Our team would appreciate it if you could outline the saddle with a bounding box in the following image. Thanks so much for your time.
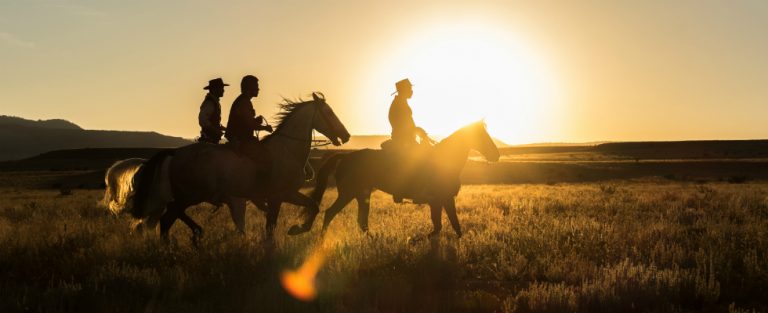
[225,138,271,170]
[381,139,431,162]
[380,139,434,203]
[221,138,272,195]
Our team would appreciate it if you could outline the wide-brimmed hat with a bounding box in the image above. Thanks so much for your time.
[392,78,413,95]
[203,78,229,90]
[396,78,413,90]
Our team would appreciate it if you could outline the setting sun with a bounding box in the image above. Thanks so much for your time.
[369,21,562,144]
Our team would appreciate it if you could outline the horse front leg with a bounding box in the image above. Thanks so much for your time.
[428,200,443,238]
[444,197,462,238]
[356,190,372,233]
[285,191,319,235]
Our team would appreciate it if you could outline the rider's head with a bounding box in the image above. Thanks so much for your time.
[395,78,413,99]
[241,75,260,98]
[204,78,228,98]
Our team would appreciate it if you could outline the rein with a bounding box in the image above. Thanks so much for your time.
[268,100,338,181]
[271,101,335,147]
[273,132,332,147]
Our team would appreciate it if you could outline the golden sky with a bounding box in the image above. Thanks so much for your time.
[1,1,767,144]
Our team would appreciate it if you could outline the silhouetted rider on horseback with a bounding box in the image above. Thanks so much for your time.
[198,78,228,144]
[387,78,432,149]
[383,78,433,203]
[225,75,274,144]
[224,75,274,186]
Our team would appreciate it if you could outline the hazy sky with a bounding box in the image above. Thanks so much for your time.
[1,0,767,144]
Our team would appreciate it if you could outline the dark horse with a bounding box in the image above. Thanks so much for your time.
[128,93,350,240]
[309,121,500,237]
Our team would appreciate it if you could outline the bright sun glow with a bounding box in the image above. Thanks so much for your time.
[370,21,562,144]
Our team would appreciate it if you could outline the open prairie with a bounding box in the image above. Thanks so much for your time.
[1,180,766,312]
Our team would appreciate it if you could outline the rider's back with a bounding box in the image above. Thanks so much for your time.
[225,94,257,143]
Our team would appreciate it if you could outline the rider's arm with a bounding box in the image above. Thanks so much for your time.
[248,115,273,132]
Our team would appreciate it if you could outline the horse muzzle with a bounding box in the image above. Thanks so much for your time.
[334,131,350,146]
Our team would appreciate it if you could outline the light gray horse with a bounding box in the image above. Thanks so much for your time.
[101,158,145,215]
[128,93,350,240]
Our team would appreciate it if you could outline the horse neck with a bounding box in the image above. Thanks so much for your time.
[433,131,472,173]
[266,104,315,161]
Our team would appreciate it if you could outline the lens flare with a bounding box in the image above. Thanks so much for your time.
[280,244,329,301]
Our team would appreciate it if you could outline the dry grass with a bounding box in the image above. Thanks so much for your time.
[1,181,767,312]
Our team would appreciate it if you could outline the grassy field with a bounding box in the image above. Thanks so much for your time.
[1,181,767,312]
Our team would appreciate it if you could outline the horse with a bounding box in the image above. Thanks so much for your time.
[128,93,350,240]
[309,121,500,237]
[100,158,145,215]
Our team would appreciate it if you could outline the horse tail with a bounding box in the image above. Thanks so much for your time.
[100,158,146,215]
[310,152,346,204]
[130,149,175,220]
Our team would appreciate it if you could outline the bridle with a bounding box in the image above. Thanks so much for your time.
[264,99,342,181]
[269,100,340,147]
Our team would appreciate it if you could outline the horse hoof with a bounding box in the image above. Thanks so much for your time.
[287,225,306,235]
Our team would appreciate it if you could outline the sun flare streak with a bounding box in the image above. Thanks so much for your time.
[280,238,335,301]
[281,251,326,301]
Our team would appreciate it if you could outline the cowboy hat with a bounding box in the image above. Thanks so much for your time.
[203,78,229,90]
[392,78,413,95]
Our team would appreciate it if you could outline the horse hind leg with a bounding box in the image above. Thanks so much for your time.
[178,211,204,244]
[265,199,282,241]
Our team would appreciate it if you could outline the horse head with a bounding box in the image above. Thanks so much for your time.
[467,120,500,162]
[311,92,350,146]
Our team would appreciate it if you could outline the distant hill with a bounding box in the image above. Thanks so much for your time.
[0,115,82,130]
[0,116,191,161]
[0,148,168,171]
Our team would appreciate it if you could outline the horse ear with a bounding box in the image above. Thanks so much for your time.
[312,92,320,102]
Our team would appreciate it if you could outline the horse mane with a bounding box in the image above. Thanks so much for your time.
[273,98,312,127]
[262,93,323,141]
